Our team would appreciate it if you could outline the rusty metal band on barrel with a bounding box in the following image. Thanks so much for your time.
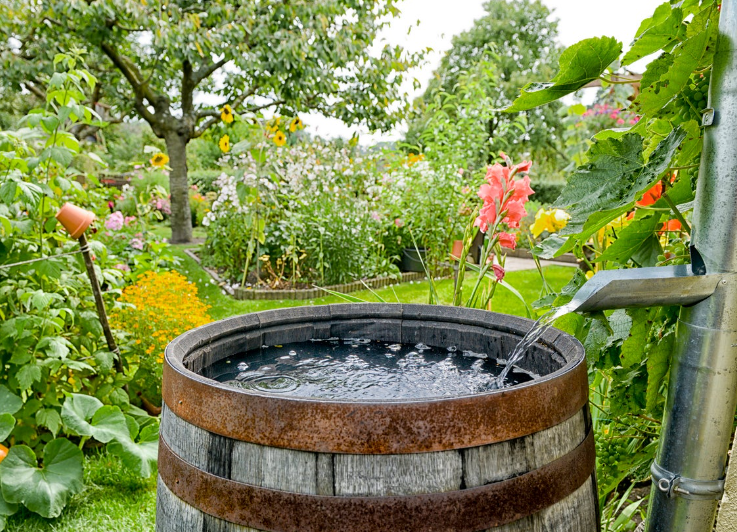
[158,429,595,532]
[162,357,588,454]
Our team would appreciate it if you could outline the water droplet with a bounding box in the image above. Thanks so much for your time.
[237,362,249,371]
[289,350,297,356]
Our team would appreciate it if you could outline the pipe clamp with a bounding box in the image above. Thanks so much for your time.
[651,461,725,500]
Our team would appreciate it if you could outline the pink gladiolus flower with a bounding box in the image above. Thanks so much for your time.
[105,211,124,231]
[474,202,498,233]
[511,175,534,203]
[130,238,144,250]
[492,264,505,282]
[512,161,532,174]
[502,199,528,229]
[498,232,517,250]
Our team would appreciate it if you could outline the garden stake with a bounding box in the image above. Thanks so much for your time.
[77,233,124,374]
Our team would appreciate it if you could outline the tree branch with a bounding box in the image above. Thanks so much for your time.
[99,40,162,126]
[193,87,261,137]
[22,81,46,100]
[193,57,229,85]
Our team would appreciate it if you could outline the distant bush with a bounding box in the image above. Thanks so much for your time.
[530,181,564,205]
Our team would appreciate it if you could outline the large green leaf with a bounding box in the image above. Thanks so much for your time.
[595,214,663,264]
[0,489,19,532]
[0,387,22,416]
[60,394,128,443]
[0,438,83,518]
[505,37,622,112]
[107,417,159,478]
[620,309,652,369]
[532,235,575,260]
[646,317,677,412]
[622,3,682,66]
[634,24,710,116]
[555,128,686,237]
[0,414,15,442]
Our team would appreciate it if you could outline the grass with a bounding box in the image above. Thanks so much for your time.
[6,235,576,532]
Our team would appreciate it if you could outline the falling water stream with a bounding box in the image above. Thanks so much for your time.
[496,303,574,385]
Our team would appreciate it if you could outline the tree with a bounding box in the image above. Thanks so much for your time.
[1,0,420,242]
[406,0,564,173]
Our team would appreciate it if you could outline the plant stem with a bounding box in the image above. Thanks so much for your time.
[661,192,692,235]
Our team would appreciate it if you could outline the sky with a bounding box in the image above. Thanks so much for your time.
[305,0,662,143]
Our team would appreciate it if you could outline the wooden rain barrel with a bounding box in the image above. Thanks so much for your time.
[157,303,598,532]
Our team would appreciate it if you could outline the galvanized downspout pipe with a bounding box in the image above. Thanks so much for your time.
[645,1,737,529]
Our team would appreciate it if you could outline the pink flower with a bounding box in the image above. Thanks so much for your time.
[130,238,144,250]
[461,186,471,195]
[124,216,136,225]
[492,264,505,282]
[458,168,465,176]
[502,199,527,228]
[105,211,124,231]
[370,211,381,222]
[616,118,625,125]
[394,218,404,228]
[114,263,131,272]
[512,161,532,175]
[511,175,534,203]
[474,202,498,233]
[498,232,517,250]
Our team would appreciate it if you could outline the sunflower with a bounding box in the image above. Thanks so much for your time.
[220,104,234,124]
[266,116,281,133]
[150,153,169,167]
[219,134,230,153]
[273,130,287,147]
[289,116,303,132]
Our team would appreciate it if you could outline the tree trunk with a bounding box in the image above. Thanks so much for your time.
[165,132,193,244]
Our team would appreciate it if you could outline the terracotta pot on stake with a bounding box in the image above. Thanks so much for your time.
[56,203,123,373]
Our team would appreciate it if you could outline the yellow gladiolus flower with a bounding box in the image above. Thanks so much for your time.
[273,130,287,147]
[531,208,570,237]
[150,153,169,167]
[219,134,230,152]
[221,104,234,124]
[289,116,303,132]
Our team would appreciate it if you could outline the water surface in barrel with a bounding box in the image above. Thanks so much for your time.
[207,339,536,400]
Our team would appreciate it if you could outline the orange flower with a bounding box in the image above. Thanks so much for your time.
[637,182,663,206]
[661,219,682,233]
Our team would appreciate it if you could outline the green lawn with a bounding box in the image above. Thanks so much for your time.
[6,240,576,532]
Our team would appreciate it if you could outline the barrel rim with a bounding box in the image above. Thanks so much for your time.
[162,303,588,453]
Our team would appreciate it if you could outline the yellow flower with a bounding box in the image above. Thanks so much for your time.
[586,270,594,280]
[266,116,281,133]
[150,153,169,167]
[531,208,570,237]
[406,153,424,166]
[219,134,230,152]
[273,130,287,147]
[221,104,234,124]
[289,116,303,132]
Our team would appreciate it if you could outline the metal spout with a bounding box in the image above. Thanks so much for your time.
[567,265,727,313]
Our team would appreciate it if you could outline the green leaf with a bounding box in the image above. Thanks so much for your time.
[16,365,42,390]
[646,321,676,412]
[506,37,622,112]
[631,234,663,267]
[61,395,128,443]
[0,387,22,416]
[0,438,83,518]
[556,128,686,236]
[532,235,575,259]
[595,214,663,263]
[36,409,62,438]
[622,4,682,66]
[620,308,652,369]
[0,414,15,442]
[634,24,710,116]
[640,53,674,91]
[107,419,159,478]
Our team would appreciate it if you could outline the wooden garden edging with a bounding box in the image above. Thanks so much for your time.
[183,248,452,300]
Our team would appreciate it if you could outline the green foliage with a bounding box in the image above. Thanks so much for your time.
[0,439,83,519]
[506,37,622,112]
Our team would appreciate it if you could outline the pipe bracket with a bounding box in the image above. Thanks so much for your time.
[651,461,725,501]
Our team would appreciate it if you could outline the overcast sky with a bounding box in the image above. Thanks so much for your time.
[305,0,661,143]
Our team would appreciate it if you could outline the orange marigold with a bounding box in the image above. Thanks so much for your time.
[111,271,211,366]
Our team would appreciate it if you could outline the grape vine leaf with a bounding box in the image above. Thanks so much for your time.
[620,308,653,369]
[646,325,675,412]
[634,24,710,116]
[555,128,686,237]
[595,213,663,264]
[622,4,683,66]
[0,438,83,518]
[505,37,622,112]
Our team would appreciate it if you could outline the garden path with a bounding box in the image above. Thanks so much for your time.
[502,257,577,272]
